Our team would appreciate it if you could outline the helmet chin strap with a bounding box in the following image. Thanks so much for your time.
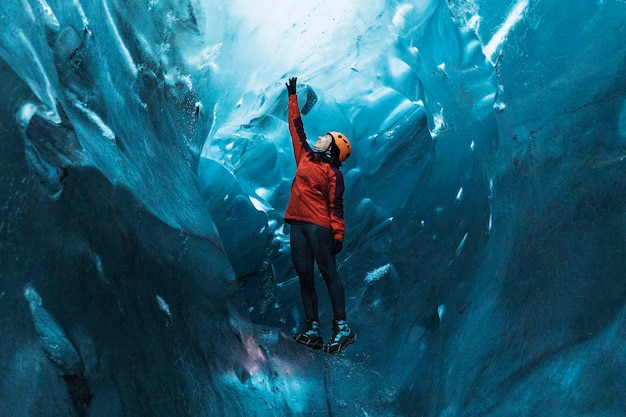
[313,148,332,158]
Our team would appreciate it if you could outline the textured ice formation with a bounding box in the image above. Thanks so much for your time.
[1,0,626,416]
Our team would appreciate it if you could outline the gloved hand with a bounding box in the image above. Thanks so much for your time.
[331,239,343,255]
[286,77,297,95]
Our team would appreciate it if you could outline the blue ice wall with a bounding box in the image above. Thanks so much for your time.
[1,0,626,416]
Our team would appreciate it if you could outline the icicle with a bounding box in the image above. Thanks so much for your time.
[451,233,469,263]
[438,304,446,320]
[455,187,464,205]
[23,284,84,375]
[156,294,173,326]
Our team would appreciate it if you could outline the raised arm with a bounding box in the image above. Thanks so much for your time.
[286,77,312,165]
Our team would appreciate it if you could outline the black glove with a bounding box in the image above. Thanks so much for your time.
[331,239,343,255]
[286,77,297,95]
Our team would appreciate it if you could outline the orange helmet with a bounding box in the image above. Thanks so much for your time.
[328,131,352,162]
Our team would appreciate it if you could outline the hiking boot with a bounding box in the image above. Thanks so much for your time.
[324,319,356,354]
[293,319,323,350]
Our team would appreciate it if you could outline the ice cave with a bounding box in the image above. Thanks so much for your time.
[1,0,626,416]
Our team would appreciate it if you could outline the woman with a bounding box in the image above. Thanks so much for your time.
[284,77,355,354]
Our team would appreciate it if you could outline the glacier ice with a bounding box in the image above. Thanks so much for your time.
[2,0,626,416]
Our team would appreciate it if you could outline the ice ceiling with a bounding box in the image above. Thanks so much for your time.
[1,0,626,416]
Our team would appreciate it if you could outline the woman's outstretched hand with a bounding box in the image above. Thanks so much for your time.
[286,77,297,95]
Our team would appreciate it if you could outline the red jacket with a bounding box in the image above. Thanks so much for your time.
[284,94,345,241]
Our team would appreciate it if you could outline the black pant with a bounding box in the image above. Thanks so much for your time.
[290,222,346,322]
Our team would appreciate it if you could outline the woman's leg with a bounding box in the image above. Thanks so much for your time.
[305,224,347,321]
[290,223,319,321]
